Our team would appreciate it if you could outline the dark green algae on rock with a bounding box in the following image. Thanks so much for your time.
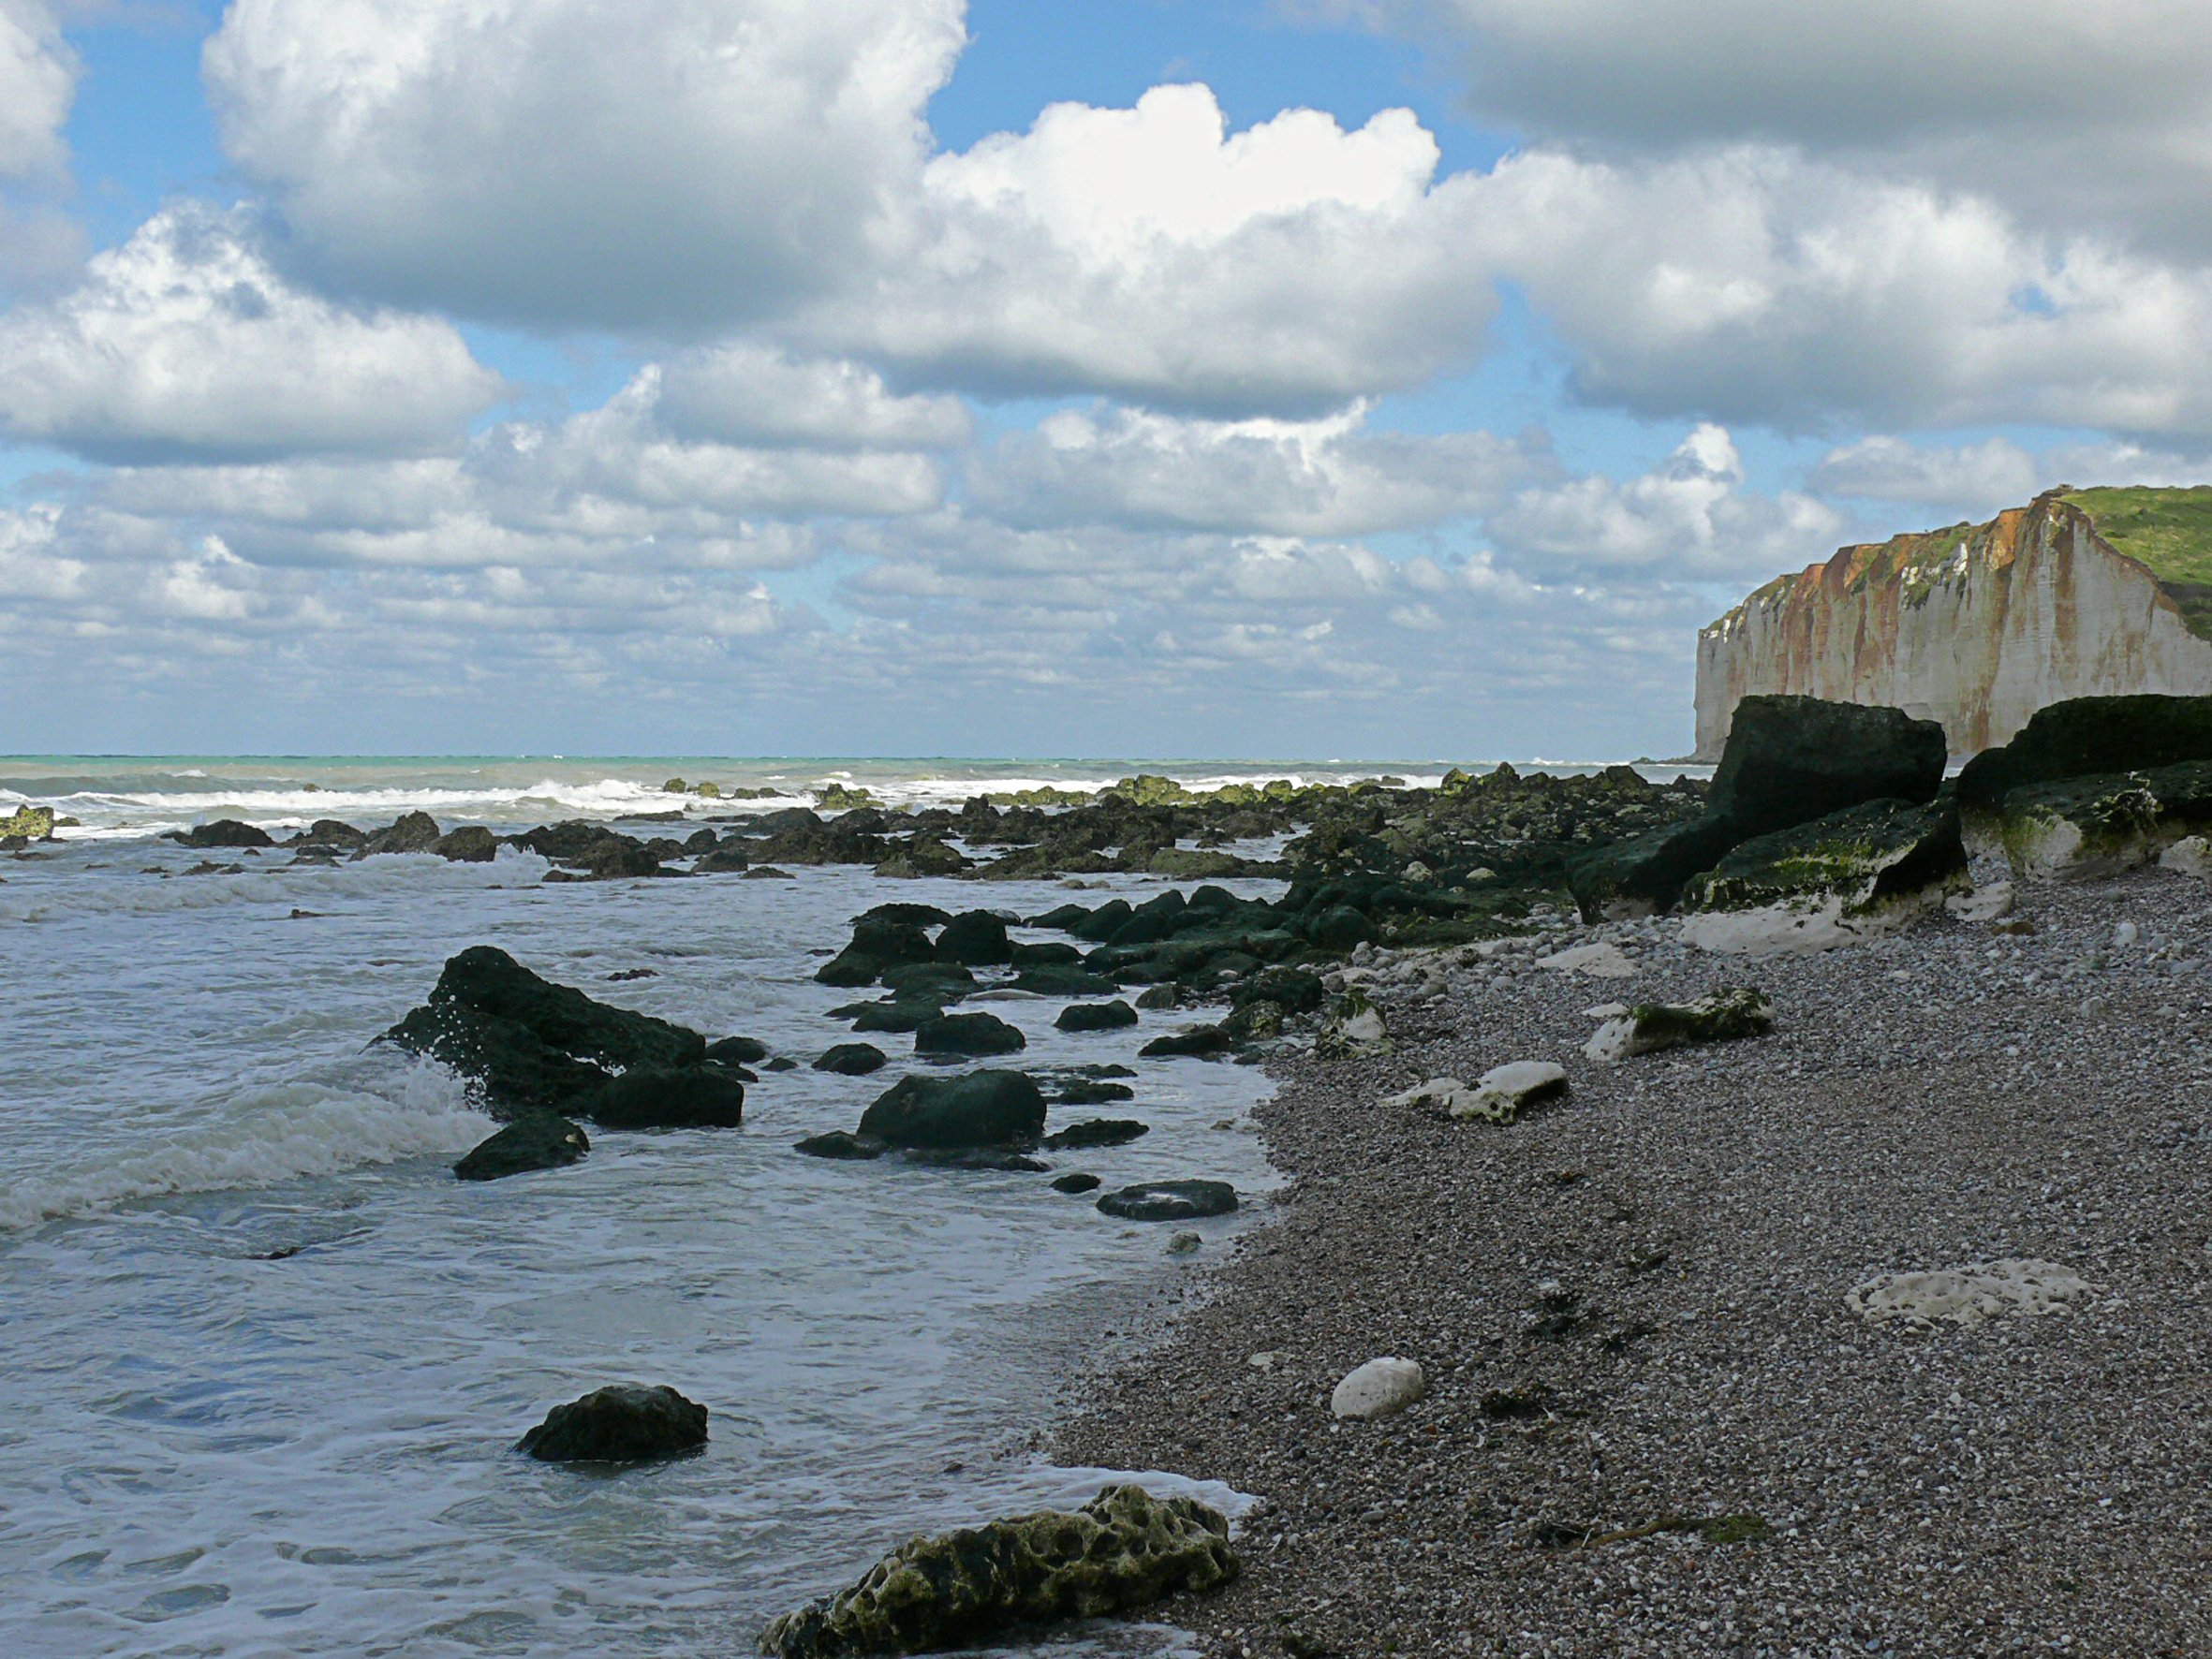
[759,1484,1238,1658]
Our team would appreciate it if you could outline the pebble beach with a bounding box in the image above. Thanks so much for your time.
[1057,862,2212,1658]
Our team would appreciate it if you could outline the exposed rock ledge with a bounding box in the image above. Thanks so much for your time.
[1696,485,2212,758]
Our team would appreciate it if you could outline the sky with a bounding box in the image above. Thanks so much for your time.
[5,1,2212,760]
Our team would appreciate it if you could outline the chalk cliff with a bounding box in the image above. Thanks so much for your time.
[1695,487,2212,758]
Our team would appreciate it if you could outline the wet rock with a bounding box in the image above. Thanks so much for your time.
[1042,1118,1149,1151]
[382,946,706,1119]
[1048,1077,1136,1106]
[1133,983,1182,1011]
[705,1035,770,1065]
[584,1064,745,1129]
[1014,964,1122,997]
[857,1069,1047,1150]
[293,818,368,849]
[1051,1172,1102,1195]
[936,909,1014,965]
[1055,999,1138,1034]
[758,1484,1238,1658]
[1314,991,1387,1058]
[2,804,56,841]
[433,825,498,862]
[836,999,943,1035]
[1138,1025,1232,1060]
[1096,1180,1238,1221]
[453,1113,590,1181]
[882,962,976,1002]
[914,1011,1027,1057]
[517,1383,708,1463]
[873,836,969,878]
[901,1147,1052,1172]
[1330,1358,1426,1420]
[1310,905,1377,951]
[696,843,752,874]
[361,810,442,856]
[814,1042,888,1076]
[1584,988,1774,1063]
[795,1131,890,1161]
[166,817,273,849]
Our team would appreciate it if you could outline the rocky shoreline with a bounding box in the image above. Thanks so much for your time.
[1052,861,2212,1658]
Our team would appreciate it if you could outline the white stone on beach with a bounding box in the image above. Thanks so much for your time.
[1330,1358,1425,1420]
[1536,942,1636,978]
[2114,919,2140,948]
[1382,1077,1466,1111]
[2160,835,2212,878]
[1452,1061,1569,1123]
[1845,1258,2092,1328]
[1582,1002,1630,1020]
[1945,881,2016,922]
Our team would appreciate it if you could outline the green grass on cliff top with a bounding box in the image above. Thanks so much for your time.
[2062,485,2212,586]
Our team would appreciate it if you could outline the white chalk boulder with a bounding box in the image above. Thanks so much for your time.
[1452,1060,1569,1123]
[1381,1077,1467,1111]
[1330,1358,1426,1420]
[1845,1258,2091,1328]
[2160,835,2212,878]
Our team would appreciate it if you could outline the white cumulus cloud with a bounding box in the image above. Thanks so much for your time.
[203,0,968,330]
[0,0,73,182]
[0,204,503,462]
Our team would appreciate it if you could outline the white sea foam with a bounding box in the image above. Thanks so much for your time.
[0,1073,493,1230]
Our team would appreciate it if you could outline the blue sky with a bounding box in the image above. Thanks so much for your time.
[4,0,2210,758]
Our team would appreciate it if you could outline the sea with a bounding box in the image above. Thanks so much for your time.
[0,754,1507,1659]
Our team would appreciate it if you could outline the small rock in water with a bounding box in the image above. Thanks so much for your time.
[813,1042,887,1076]
[454,1114,590,1182]
[794,1131,890,1161]
[517,1383,708,1462]
[1054,999,1139,1034]
[1330,1357,1426,1420]
[914,1011,1027,1057]
[1167,1231,1202,1255]
[1051,1172,1101,1195]
[1139,1025,1232,1060]
[1041,1118,1149,1151]
[1096,1180,1238,1221]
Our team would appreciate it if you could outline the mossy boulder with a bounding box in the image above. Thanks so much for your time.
[433,825,498,862]
[2,804,57,841]
[1993,758,2212,879]
[1055,1000,1139,1034]
[856,1069,1046,1149]
[1955,694,2212,815]
[759,1484,1238,1657]
[1585,988,1774,1063]
[1681,799,1967,917]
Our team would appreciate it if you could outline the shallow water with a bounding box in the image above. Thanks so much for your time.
[0,766,1304,1658]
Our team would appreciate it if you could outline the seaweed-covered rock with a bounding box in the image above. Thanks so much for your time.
[1042,1118,1149,1150]
[382,946,705,1118]
[1097,1180,1239,1221]
[166,817,273,849]
[1314,990,1388,1058]
[814,1042,888,1076]
[2,804,57,841]
[433,825,498,862]
[1991,759,2212,879]
[584,1064,745,1129]
[453,1113,589,1181]
[1672,800,1972,924]
[914,1011,1027,1057]
[758,1484,1238,1657]
[517,1383,707,1463]
[696,842,752,873]
[1584,989,1773,1063]
[1054,999,1138,1034]
[856,1070,1046,1149]
[873,836,970,878]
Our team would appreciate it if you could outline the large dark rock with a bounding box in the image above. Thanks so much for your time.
[695,843,752,873]
[453,1113,590,1181]
[1055,1000,1138,1034]
[383,946,705,1119]
[759,1484,1238,1658]
[882,962,976,1001]
[166,818,273,849]
[1991,758,2212,878]
[584,1064,744,1129]
[517,1384,708,1463]
[294,818,369,849]
[851,917,939,964]
[1571,696,1945,920]
[1682,799,1968,917]
[362,811,442,856]
[857,1070,1046,1150]
[433,826,498,863]
[936,909,1014,964]
[1096,1180,1239,1220]
[1955,695,2212,811]
[915,1011,1027,1057]
[814,1042,888,1075]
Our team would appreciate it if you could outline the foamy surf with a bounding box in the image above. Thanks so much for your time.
[0,1073,493,1230]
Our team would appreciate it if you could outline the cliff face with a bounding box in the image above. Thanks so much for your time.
[1695,488,2212,759]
